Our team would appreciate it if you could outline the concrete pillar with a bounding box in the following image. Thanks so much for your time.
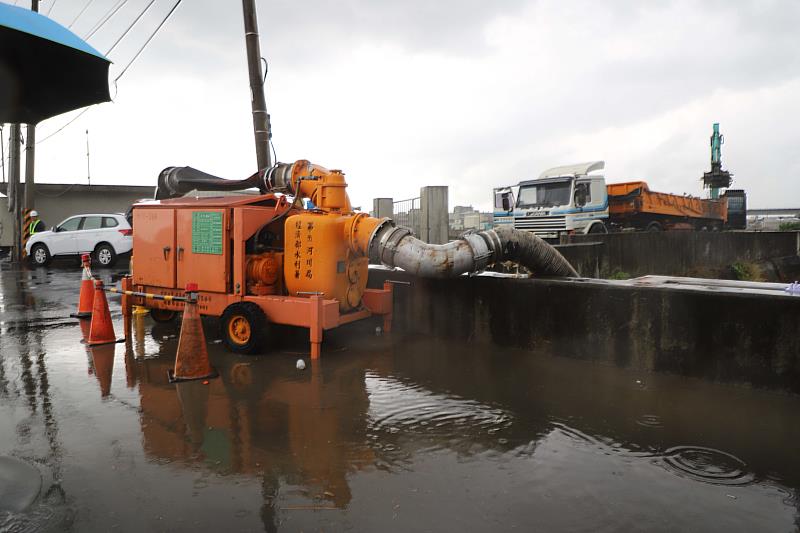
[372,198,393,219]
[420,186,449,244]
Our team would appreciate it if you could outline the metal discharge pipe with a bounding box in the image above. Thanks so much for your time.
[368,223,578,278]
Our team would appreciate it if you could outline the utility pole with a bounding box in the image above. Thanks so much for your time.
[1,125,5,184]
[86,129,91,185]
[9,124,21,261]
[24,0,39,211]
[242,0,272,171]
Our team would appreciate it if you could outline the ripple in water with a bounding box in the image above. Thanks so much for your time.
[658,446,754,486]
[635,414,663,428]
[365,373,513,445]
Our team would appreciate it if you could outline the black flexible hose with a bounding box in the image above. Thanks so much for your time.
[494,226,578,277]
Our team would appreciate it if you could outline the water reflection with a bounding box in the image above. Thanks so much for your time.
[2,263,799,532]
[128,325,381,530]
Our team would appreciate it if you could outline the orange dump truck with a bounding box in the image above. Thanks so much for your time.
[607,181,727,232]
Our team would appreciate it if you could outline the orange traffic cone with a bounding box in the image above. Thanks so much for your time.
[71,254,95,319]
[86,279,122,346]
[168,283,217,382]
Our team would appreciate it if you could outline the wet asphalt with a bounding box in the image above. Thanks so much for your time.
[1,260,799,532]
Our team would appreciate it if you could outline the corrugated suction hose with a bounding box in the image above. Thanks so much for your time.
[369,223,577,278]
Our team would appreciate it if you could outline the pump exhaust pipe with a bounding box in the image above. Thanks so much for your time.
[154,163,301,200]
[369,223,577,278]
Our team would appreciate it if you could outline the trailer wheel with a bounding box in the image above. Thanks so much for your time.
[150,308,177,323]
[646,221,663,232]
[221,302,267,355]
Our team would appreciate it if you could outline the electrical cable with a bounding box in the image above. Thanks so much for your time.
[67,0,94,29]
[84,0,128,39]
[36,107,91,145]
[112,0,183,83]
[104,0,157,56]
[37,0,184,145]
[45,0,57,16]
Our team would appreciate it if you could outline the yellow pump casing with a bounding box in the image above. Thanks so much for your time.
[284,212,369,312]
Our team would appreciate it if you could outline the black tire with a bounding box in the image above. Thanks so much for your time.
[221,302,268,355]
[588,222,608,234]
[150,308,178,323]
[94,242,116,268]
[30,243,51,267]
[646,221,663,232]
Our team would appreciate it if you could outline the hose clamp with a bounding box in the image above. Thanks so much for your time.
[374,225,412,266]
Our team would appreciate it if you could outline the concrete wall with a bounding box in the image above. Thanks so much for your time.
[368,268,800,392]
[558,231,800,278]
[0,184,153,247]
[420,186,448,244]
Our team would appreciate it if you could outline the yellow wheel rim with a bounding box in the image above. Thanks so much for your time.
[228,315,251,345]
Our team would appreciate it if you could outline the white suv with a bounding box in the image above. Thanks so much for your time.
[26,213,133,268]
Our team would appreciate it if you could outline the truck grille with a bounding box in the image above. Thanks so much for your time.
[513,216,567,233]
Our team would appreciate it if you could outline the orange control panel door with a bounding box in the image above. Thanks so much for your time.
[176,208,229,293]
[132,208,176,288]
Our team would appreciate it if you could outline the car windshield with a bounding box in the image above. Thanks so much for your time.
[517,181,572,208]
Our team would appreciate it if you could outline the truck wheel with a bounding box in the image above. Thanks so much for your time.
[30,243,51,267]
[94,243,117,268]
[646,222,663,232]
[221,302,268,355]
[588,222,608,234]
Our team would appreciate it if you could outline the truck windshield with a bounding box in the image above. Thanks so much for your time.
[517,181,571,208]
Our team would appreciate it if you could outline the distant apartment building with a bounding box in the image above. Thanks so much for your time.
[449,205,494,233]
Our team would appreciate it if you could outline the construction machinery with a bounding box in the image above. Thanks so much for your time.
[701,123,747,229]
[130,161,576,357]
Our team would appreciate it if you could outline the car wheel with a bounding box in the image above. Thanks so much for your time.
[94,243,116,268]
[221,302,268,355]
[30,243,51,267]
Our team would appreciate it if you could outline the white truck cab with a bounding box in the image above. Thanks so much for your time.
[494,161,609,240]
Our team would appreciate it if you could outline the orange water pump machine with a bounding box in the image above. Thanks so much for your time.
[130,160,394,358]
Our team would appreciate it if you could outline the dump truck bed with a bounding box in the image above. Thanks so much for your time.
[607,181,726,221]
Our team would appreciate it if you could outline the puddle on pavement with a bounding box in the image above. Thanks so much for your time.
[1,264,799,532]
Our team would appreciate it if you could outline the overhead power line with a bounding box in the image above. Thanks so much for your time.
[36,107,91,144]
[45,0,57,16]
[113,0,183,82]
[67,0,94,29]
[84,0,129,39]
[105,0,157,55]
[37,0,185,145]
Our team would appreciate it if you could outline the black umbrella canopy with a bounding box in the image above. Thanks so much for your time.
[0,3,111,125]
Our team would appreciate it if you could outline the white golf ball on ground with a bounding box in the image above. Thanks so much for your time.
[296,359,306,370]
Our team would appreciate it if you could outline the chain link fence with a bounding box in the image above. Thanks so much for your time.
[393,197,421,236]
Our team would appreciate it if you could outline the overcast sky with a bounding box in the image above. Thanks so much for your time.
[5,0,799,210]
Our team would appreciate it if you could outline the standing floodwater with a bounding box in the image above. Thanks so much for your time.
[0,264,798,532]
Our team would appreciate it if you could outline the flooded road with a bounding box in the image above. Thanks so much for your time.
[1,264,799,532]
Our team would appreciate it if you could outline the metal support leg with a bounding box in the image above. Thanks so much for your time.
[310,294,323,360]
[382,281,394,333]
[121,276,133,340]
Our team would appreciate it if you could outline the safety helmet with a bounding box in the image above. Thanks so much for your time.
[30,210,38,217]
